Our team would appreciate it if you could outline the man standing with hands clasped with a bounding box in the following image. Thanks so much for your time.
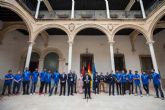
[83,72,92,99]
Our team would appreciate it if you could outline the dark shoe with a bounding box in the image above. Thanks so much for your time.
[154,96,159,98]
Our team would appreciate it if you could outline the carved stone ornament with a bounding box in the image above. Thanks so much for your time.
[68,23,75,32]
[107,24,113,31]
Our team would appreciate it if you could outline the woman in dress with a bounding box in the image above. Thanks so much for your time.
[78,74,83,94]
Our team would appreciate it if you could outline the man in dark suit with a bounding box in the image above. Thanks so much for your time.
[83,72,92,99]
[73,71,77,93]
[108,72,116,96]
[93,72,100,94]
[60,72,67,96]
[67,70,74,96]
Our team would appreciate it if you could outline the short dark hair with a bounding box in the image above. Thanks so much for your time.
[8,70,12,73]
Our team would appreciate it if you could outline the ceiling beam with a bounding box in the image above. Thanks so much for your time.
[125,0,135,11]
[43,0,54,16]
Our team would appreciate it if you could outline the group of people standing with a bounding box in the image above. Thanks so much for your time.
[91,69,164,100]
[1,68,77,96]
[1,68,164,100]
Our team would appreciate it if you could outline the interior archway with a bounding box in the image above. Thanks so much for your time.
[44,52,59,72]
[73,28,110,74]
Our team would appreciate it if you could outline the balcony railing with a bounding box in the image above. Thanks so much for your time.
[17,0,163,20]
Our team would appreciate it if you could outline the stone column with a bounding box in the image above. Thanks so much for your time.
[147,41,159,73]
[68,41,73,72]
[35,0,42,19]
[71,0,75,19]
[138,0,146,19]
[25,41,34,68]
[38,58,44,71]
[109,41,115,73]
[104,0,110,19]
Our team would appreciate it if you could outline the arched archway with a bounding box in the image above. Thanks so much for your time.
[0,2,33,36]
[113,27,152,72]
[33,24,70,42]
[73,27,110,73]
[152,14,165,88]
[73,24,110,41]
[149,3,165,40]
[112,24,148,41]
[44,52,59,72]
[0,7,31,73]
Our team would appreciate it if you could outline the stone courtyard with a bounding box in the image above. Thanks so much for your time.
[0,93,165,110]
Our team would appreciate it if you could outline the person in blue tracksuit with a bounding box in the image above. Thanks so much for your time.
[133,71,142,97]
[141,71,150,96]
[115,70,122,95]
[30,68,39,94]
[121,70,127,95]
[1,70,13,95]
[127,70,134,94]
[13,71,22,94]
[52,70,60,95]
[22,68,31,95]
[151,69,164,100]
[45,70,52,94]
[39,69,47,94]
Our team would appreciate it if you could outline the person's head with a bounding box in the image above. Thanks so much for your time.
[135,71,138,74]
[106,72,109,75]
[48,70,51,73]
[122,70,125,73]
[129,70,132,73]
[142,71,146,74]
[151,69,155,73]
[35,68,38,71]
[80,73,83,77]
[43,68,47,72]
[8,70,12,74]
[100,72,103,75]
[25,67,29,71]
[17,71,21,74]
[115,70,119,74]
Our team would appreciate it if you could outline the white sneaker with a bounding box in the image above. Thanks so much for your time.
[140,95,143,97]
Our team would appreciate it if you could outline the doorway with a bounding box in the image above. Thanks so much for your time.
[140,55,153,72]
[114,54,125,71]
[44,52,59,72]
[80,54,94,72]
[29,52,40,72]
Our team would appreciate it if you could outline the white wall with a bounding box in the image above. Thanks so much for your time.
[0,31,28,74]
[154,30,165,78]
[0,30,165,79]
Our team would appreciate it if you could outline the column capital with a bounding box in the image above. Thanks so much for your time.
[27,41,35,46]
[68,41,73,45]
[108,41,115,46]
[146,41,155,45]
